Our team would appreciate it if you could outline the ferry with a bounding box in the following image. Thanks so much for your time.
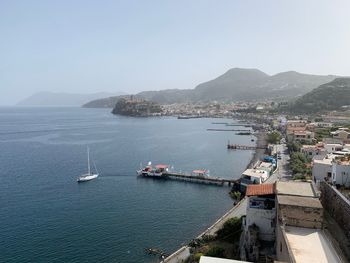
[137,162,169,177]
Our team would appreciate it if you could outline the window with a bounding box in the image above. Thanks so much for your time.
[280,242,282,252]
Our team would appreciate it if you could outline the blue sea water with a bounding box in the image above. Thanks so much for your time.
[0,107,254,263]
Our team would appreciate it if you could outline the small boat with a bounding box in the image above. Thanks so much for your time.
[77,147,99,182]
[137,162,169,177]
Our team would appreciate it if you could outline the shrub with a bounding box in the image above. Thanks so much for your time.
[216,217,242,243]
[193,253,204,261]
[205,246,225,258]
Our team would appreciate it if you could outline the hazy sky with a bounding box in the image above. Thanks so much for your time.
[1,0,350,105]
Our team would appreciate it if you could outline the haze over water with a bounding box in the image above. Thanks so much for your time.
[0,107,253,262]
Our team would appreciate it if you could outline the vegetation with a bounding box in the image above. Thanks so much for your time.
[111,97,162,117]
[187,216,242,262]
[229,191,242,201]
[216,217,242,243]
[289,152,311,179]
[288,78,350,113]
[287,142,302,152]
[205,246,225,257]
[315,127,332,142]
[267,131,281,144]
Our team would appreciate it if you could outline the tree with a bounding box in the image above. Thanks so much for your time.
[267,131,281,144]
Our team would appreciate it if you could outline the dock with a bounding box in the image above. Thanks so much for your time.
[207,128,251,132]
[140,172,239,186]
[227,144,267,150]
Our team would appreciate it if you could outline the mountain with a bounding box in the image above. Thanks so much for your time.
[83,68,340,107]
[17,91,126,107]
[193,68,270,101]
[288,78,350,113]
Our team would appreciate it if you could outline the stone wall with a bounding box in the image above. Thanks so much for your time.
[320,182,350,239]
[277,204,323,229]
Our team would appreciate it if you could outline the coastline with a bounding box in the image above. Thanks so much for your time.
[247,131,268,169]
[163,130,267,262]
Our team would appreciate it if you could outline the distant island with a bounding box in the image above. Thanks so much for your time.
[17,91,126,107]
[111,97,163,117]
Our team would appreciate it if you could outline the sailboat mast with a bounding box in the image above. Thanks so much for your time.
[87,147,91,175]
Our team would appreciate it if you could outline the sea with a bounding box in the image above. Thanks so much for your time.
[0,107,254,263]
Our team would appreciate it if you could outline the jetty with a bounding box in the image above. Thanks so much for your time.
[227,143,267,150]
[207,128,251,132]
[138,169,239,186]
[163,172,238,186]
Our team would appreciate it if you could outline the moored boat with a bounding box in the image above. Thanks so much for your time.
[137,162,169,177]
[77,147,99,182]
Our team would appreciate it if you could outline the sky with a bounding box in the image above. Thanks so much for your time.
[1,0,350,105]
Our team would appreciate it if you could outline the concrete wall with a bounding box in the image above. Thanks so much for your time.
[277,204,323,229]
[332,163,350,187]
[320,182,350,239]
[246,205,276,241]
[312,162,331,183]
[276,225,292,263]
[320,181,350,261]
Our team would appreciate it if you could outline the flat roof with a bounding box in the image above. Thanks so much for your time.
[277,195,322,208]
[242,169,268,178]
[284,226,341,263]
[276,182,315,197]
[199,256,250,263]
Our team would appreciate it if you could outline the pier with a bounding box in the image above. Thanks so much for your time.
[227,143,267,150]
[207,128,251,132]
[140,172,239,186]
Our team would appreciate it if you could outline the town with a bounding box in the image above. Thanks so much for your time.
[157,104,350,263]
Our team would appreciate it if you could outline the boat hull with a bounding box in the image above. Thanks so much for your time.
[77,174,99,182]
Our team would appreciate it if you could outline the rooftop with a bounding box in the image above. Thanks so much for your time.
[246,183,275,196]
[277,195,322,208]
[284,226,341,263]
[242,169,268,178]
[199,256,250,263]
[276,181,315,197]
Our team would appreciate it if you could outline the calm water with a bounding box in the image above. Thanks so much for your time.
[0,107,254,263]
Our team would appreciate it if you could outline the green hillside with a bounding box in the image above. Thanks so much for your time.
[289,78,350,113]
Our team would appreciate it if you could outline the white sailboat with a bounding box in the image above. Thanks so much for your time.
[77,147,99,182]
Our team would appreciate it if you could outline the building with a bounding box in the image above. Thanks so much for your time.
[277,226,341,263]
[256,161,274,175]
[291,130,315,143]
[324,143,343,153]
[331,156,350,187]
[244,184,276,241]
[301,145,326,158]
[312,154,350,187]
[241,169,269,188]
[331,128,350,143]
[275,181,341,263]
[199,256,250,263]
[312,155,333,184]
[241,184,276,262]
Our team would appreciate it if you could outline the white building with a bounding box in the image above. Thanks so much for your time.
[312,155,333,183]
[331,158,350,187]
[324,143,343,153]
[241,169,269,187]
[244,184,276,241]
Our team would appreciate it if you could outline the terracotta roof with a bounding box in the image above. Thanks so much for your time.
[246,183,275,196]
